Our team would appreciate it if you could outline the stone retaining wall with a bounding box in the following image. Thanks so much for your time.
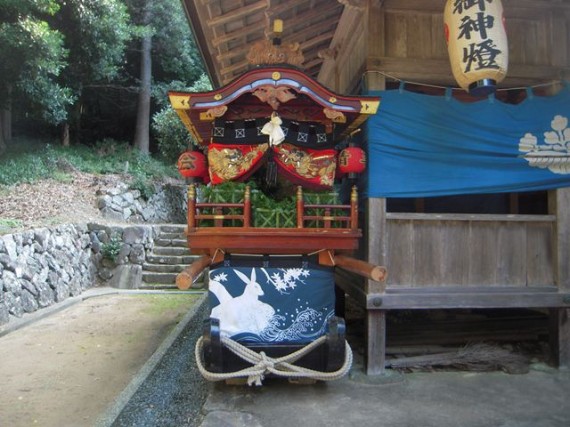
[0,224,157,327]
[97,183,187,223]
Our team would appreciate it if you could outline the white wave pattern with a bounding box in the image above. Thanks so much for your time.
[258,307,332,343]
[519,115,570,174]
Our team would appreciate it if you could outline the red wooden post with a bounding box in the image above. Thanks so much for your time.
[187,184,196,229]
[244,185,251,228]
[324,207,331,229]
[214,207,223,227]
[296,186,304,228]
[350,185,358,231]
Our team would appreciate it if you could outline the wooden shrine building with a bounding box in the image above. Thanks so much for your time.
[179,0,570,374]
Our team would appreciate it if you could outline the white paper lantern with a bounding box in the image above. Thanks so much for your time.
[444,0,509,95]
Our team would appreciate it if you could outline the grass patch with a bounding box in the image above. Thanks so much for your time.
[139,294,200,316]
[0,137,179,188]
[0,218,23,234]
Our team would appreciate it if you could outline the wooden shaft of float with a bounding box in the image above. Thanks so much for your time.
[334,254,387,282]
[176,254,212,290]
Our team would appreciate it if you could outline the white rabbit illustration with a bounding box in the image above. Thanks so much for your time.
[209,268,275,337]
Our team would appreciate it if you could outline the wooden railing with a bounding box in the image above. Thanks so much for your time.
[296,186,358,231]
[187,184,251,228]
[186,184,359,230]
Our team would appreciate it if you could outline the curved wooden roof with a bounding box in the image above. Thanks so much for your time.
[169,66,380,145]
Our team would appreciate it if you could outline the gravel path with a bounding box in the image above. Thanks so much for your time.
[111,299,209,427]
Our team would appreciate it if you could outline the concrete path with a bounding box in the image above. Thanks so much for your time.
[0,289,205,427]
[2,289,570,427]
[200,362,570,427]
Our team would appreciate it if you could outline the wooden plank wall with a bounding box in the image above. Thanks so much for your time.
[320,0,570,92]
[384,214,555,287]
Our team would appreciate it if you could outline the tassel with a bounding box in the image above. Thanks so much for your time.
[265,150,278,187]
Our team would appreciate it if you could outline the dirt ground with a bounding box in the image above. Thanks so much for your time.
[0,172,125,234]
[0,292,202,427]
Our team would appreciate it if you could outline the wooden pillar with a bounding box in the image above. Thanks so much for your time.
[548,188,570,368]
[363,1,388,375]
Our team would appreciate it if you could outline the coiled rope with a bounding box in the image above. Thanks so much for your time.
[195,335,353,386]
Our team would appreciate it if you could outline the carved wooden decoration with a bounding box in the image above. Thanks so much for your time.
[324,108,346,123]
[252,86,297,110]
[200,106,228,121]
[246,39,304,67]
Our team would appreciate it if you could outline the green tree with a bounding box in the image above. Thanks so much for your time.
[152,74,212,162]
[127,0,204,154]
[48,0,132,145]
[0,0,72,153]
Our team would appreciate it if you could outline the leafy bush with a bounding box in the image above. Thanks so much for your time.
[151,106,194,163]
[101,234,122,262]
[151,74,212,163]
[0,137,178,186]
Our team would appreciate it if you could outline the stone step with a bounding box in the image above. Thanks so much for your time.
[153,238,188,248]
[151,246,190,256]
[146,254,197,265]
[142,263,187,273]
[156,232,186,241]
[141,272,206,289]
[142,272,178,284]
[138,283,179,291]
[158,224,187,234]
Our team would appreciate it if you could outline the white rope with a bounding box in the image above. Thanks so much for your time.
[195,335,353,386]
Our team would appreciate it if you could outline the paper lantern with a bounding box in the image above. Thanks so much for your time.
[177,150,207,178]
[338,147,366,174]
[444,0,508,96]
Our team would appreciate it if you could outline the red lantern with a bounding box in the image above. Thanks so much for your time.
[338,147,366,174]
[177,151,207,178]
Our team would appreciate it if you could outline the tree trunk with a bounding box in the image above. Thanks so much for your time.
[61,122,70,146]
[133,5,152,155]
[0,118,6,156]
[0,85,13,155]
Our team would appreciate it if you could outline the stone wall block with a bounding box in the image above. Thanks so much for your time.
[54,282,70,302]
[0,254,16,272]
[2,235,17,259]
[109,264,142,289]
[116,243,131,265]
[69,279,82,297]
[19,278,38,297]
[128,244,146,265]
[33,228,50,249]
[12,233,23,248]
[35,282,55,307]
[123,226,150,245]
[0,303,9,324]
[3,271,20,294]
[5,293,23,317]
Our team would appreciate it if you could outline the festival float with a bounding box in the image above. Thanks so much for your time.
[169,22,385,385]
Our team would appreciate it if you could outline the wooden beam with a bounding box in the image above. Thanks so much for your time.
[212,22,265,48]
[300,32,335,51]
[334,254,387,283]
[206,1,268,28]
[366,288,570,310]
[176,254,212,290]
[367,56,568,84]
[286,19,337,45]
[266,0,342,22]
[219,59,250,78]
[381,0,570,13]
